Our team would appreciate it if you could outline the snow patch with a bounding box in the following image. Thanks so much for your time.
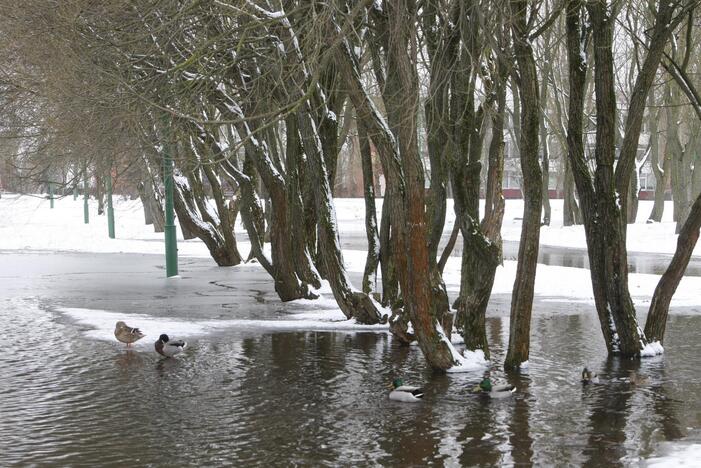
[640,340,664,357]
[645,443,701,466]
[58,306,390,348]
[436,324,488,373]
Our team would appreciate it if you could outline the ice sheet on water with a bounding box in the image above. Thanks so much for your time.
[58,307,390,348]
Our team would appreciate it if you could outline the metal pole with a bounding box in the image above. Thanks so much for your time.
[49,182,54,209]
[163,120,178,277]
[73,185,78,200]
[83,168,89,224]
[107,172,115,239]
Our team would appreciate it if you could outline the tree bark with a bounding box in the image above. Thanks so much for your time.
[505,0,542,370]
[645,193,701,343]
[298,105,387,325]
[358,119,381,296]
[648,97,668,222]
[337,9,456,369]
[540,42,552,226]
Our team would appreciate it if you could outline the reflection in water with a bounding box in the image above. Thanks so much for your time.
[508,376,534,466]
[0,299,697,465]
[115,349,143,371]
[583,359,633,467]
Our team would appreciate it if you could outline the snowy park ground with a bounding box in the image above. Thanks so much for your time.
[2,192,701,312]
[2,192,701,464]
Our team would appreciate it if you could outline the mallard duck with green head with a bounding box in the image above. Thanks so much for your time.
[473,372,515,398]
[155,334,187,358]
[389,378,424,402]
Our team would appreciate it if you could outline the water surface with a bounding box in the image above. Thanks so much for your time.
[1,252,699,465]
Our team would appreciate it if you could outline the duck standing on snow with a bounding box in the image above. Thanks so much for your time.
[473,373,515,398]
[114,321,145,347]
[581,367,599,385]
[389,378,424,402]
[155,334,187,358]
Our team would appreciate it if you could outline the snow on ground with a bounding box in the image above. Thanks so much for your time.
[334,197,701,256]
[0,193,215,257]
[60,306,389,349]
[2,193,701,311]
[644,442,701,466]
[2,193,701,343]
[2,192,696,256]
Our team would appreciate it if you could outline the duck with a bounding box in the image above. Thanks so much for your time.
[388,378,424,402]
[155,334,187,358]
[473,374,516,398]
[114,321,145,347]
[581,367,599,385]
[628,371,648,385]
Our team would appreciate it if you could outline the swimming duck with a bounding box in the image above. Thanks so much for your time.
[628,371,648,385]
[473,375,515,398]
[114,321,145,347]
[389,378,424,402]
[581,367,599,385]
[155,334,187,358]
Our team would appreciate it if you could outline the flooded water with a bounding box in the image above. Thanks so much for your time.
[1,252,700,465]
[339,233,701,277]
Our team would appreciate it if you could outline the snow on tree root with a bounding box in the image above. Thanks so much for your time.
[640,340,664,357]
[436,324,488,373]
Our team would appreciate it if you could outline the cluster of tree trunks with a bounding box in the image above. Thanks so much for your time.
[9,0,701,372]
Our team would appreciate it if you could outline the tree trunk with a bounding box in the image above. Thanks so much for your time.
[562,155,581,226]
[200,153,242,264]
[172,176,239,266]
[645,193,701,343]
[504,0,542,370]
[584,0,646,356]
[379,197,400,306]
[96,175,105,215]
[338,12,456,369]
[627,170,640,224]
[614,0,680,228]
[458,51,507,358]
[565,0,616,352]
[539,59,551,226]
[358,119,381,295]
[298,106,386,325]
[219,158,275,275]
[648,102,668,222]
[137,180,153,226]
[284,116,322,290]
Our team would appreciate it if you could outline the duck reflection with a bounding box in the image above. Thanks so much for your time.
[155,355,182,375]
[115,349,143,370]
[508,374,534,465]
[582,358,634,466]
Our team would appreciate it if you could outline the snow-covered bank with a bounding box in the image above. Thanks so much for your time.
[59,307,389,349]
[2,193,701,314]
[334,197,701,256]
[0,193,215,257]
[2,193,697,256]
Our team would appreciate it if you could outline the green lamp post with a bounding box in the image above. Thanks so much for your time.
[107,172,115,239]
[163,123,178,277]
[83,169,89,224]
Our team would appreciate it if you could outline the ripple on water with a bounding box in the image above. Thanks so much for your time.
[1,298,700,465]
